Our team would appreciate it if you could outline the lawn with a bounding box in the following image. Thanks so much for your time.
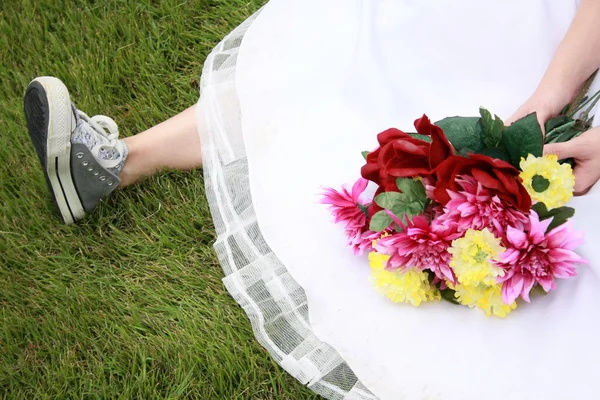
[0,0,319,398]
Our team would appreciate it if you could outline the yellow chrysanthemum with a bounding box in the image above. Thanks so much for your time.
[455,283,517,318]
[448,229,505,287]
[368,250,391,271]
[368,251,439,306]
[520,154,575,209]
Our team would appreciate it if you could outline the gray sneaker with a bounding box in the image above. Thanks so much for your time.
[24,77,128,224]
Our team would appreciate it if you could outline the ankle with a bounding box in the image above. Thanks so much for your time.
[118,137,155,188]
[117,165,140,188]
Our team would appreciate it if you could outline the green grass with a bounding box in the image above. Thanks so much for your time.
[0,1,320,398]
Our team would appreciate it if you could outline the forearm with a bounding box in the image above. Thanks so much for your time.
[537,0,600,105]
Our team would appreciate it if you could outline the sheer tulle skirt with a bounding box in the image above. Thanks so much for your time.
[196,10,376,400]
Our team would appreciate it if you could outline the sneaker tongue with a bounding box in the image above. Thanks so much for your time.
[72,118,110,149]
[70,105,127,174]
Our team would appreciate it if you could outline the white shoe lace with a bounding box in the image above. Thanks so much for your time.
[77,111,125,170]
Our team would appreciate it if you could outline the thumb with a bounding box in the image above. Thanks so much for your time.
[573,165,596,195]
[543,138,584,160]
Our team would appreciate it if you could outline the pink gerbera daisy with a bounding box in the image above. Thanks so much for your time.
[321,178,371,231]
[322,178,379,255]
[436,175,528,237]
[347,229,386,256]
[496,211,587,304]
[375,216,462,283]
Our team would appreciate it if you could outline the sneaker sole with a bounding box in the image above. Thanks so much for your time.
[24,77,86,224]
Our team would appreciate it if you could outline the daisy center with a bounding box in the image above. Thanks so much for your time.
[474,248,490,263]
[531,174,550,193]
[524,250,550,277]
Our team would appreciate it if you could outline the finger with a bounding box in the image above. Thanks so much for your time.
[543,142,571,159]
[573,167,596,195]
[543,138,586,160]
[504,107,526,127]
[574,186,591,196]
[504,112,521,127]
[536,114,547,135]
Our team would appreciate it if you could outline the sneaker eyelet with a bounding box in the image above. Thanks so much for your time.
[100,176,106,181]
[76,152,84,159]
[93,172,99,176]
[82,161,89,167]
[107,181,113,186]
[87,167,94,172]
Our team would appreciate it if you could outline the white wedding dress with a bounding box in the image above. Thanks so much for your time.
[197,1,600,399]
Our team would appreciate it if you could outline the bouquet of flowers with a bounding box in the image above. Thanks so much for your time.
[322,94,599,317]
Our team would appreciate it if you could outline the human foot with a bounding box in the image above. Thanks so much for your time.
[24,77,128,224]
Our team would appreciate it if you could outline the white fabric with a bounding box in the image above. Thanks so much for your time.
[233,1,600,400]
[197,11,376,399]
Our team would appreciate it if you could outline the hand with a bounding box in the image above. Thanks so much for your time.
[505,90,569,132]
[544,127,600,195]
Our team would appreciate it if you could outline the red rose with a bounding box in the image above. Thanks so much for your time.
[361,115,452,192]
[433,154,532,212]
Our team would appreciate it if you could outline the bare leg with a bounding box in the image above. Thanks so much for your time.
[120,104,204,187]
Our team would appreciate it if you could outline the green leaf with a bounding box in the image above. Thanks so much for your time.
[570,85,600,119]
[531,202,550,217]
[458,147,476,157]
[374,192,403,210]
[492,116,505,141]
[545,115,572,135]
[531,203,575,232]
[480,107,493,127]
[391,202,424,218]
[372,180,427,225]
[480,107,504,148]
[531,175,550,193]
[434,116,483,154]
[389,178,428,217]
[545,120,588,145]
[501,112,543,168]
[361,151,370,160]
[545,120,577,144]
[440,288,460,305]
[425,270,436,284]
[369,210,393,232]
[548,209,575,232]
[480,147,511,163]
[396,178,427,200]
[357,203,370,218]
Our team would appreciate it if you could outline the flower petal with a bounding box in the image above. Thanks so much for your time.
[528,211,553,241]
[502,276,520,304]
[351,178,369,202]
[506,226,528,248]
[520,275,536,303]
